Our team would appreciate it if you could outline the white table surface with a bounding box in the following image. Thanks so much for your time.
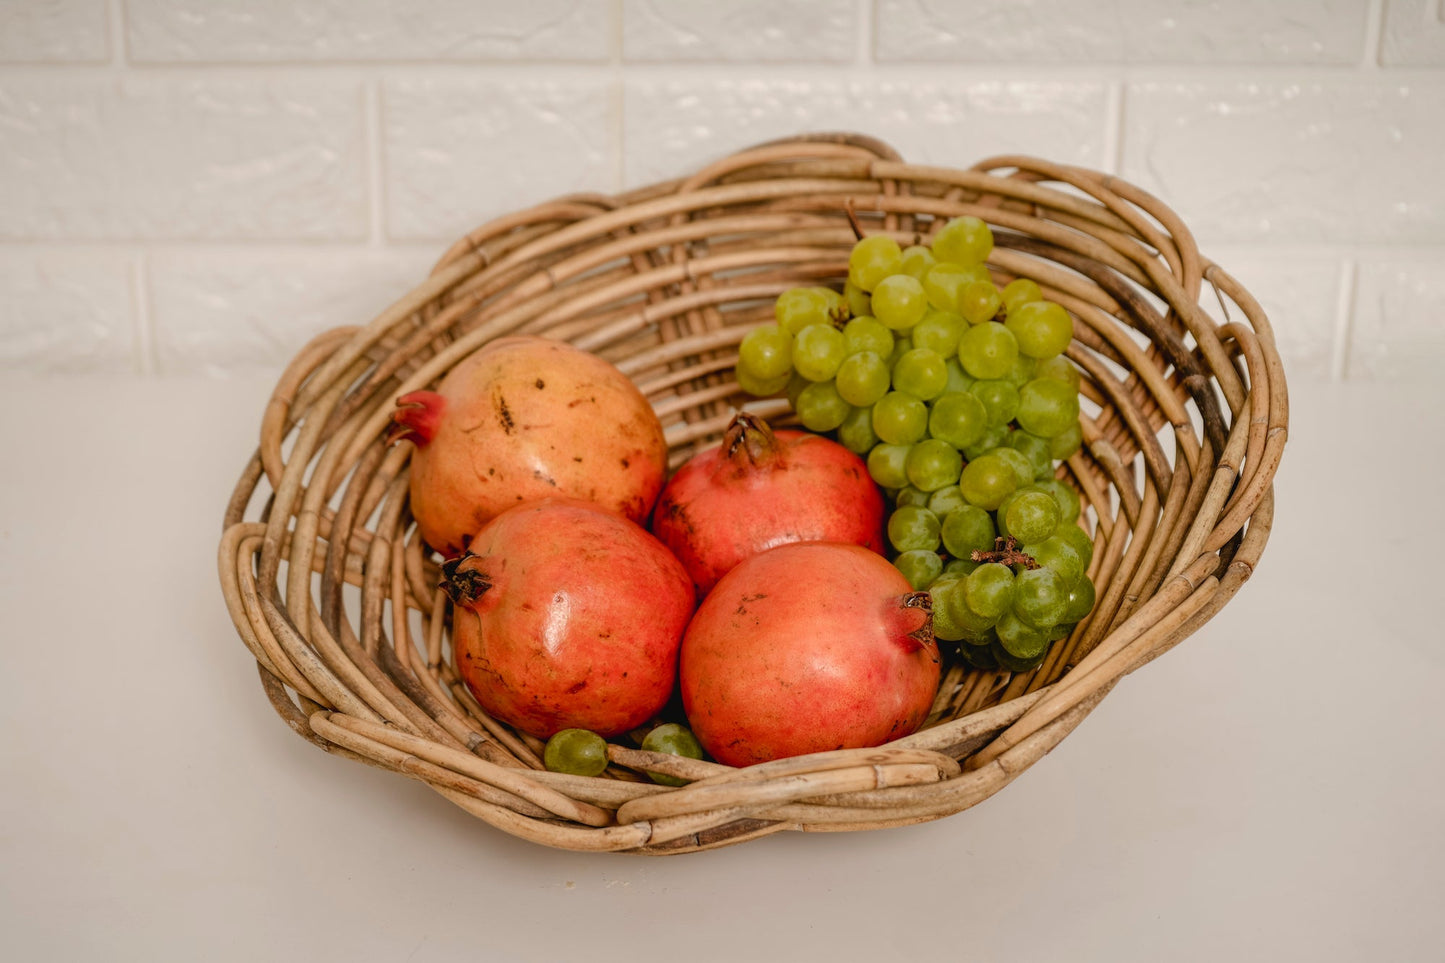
[2,372,1441,963]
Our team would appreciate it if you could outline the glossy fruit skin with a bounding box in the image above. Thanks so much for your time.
[447,498,695,740]
[396,336,667,556]
[650,413,886,596]
[678,542,941,767]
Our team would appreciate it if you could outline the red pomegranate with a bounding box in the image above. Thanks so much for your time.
[650,412,885,595]
[445,498,695,739]
[679,542,941,767]
[392,336,668,556]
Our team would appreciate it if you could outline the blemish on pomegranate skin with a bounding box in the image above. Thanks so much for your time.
[496,393,515,434]
[567,681,587,694]
[535,378,545,389]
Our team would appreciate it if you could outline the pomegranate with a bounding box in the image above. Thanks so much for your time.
[392,336,668,556]
[679,542,941,767]
[446,498,695,740]
[650,412,886,595]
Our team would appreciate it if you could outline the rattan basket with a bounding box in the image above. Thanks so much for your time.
[218,133,1287,855]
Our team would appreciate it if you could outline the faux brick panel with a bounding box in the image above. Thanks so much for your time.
[623,0,855,62]
[383,78,614,242]
[1381,0,1445,66]
[623,78,1108,189]
[1198,251,1342,381]
[0,77,368,241]
[0,253,136,373]
[148,249,437,376]
[1121,80,1445,244]
[876,0,1368,64]
[0,0,109,63]
[125,0,610,62]
[1349,257,1445,380]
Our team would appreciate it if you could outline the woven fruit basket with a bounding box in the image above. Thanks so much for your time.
[217,133,1287,855]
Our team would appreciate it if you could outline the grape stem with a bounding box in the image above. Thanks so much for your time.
[970,536,1040,570]
[843,198,865,241]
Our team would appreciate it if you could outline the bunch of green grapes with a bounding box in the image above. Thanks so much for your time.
[734,215,1098,674]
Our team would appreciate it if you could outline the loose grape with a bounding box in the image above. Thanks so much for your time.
[923,262,991,313]
[957,280,1003,325]
[1034,478,1082,525]
[926,484,967,519]
[928,391,988,451]
[793,324,847,382]
[958,322,1019,380]
[866,443,911,489]
[1062,574,1097,624]
[835,351,891,407]
[1000,278,1043,315]
[1035,355,1081,390]
[872,274,929,331]
[1049,421,1084,460]
[872,391,928,445]
[911,310,966,357]
[959,453,1018,510]
[843,280,873,319]
[1016,377,1081,437]
[1013,567,1067,629]
[888,504,942,552]
[795,380,853,432]
[640,723,704,787]
[775,287,831,335]
[932,216,994,265]
[892,347,949,400]
[906,438,964,492]
[843,316,894,357]
[848,235,904,292]
[1006,300,1074,360]
[543,728,609,777]
[940,503,996,560]
[1005,491,1061,544]
[943,358,975,394]
[1028,535,1083,590]
[1056,522,1095,571]
[987,446,1038,489]
[893,549,944,590]
[901,244,938,280]
[969,379,1021,427]
[1008,431,1055,480]
[836,405,880,454]
[964,563,1015,620]
[736,366,792,397]
[739,324,793,380]
[895,485,930,508]
[961,422,1009,461]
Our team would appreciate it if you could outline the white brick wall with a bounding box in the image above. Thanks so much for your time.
[0,0,1440,381]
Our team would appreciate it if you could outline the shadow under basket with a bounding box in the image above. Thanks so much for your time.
[218,133,1289,855]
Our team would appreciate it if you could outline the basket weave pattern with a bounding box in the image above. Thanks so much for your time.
[218,134,1288,854]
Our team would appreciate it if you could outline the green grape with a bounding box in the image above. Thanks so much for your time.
[906,438,964,492]
[848,235,904,292]
[1002,353,1038,389]
[739,323,793,380]
[795,380,853,432]
[1056,522,1094,571]
[959,453,1018,510]
[1050,421,1083,460]
[957,280,1003,325]
[1004,491,1061,544]
[886,335,914,368]
[892,347,949,400]
[957,322,1019,380]
[843,280,874,319]
[1006,300,1074,360]
[810,285,847,319]
[872,274,929,330]
[793,323,848,382]
[932,216,994,265]
[1013,567,1067,629]
[943,358,975,394]
[835,351,891,407]
[987,446,1037,488]
[969,379,1020,427]
[1049,622,1075,642]
[843,316,894,357]
[1008,431,1055,480]
[928,391,988,451]
[961,422,1009,461]
[1061,574,1097,624]
[911,310,966,357]
[901,244,938,280]
[959,639,1001,668]
[895,485,930,508]
[940,503,996,560]
[963,563,1015,620]
[930,577,990,642]
[775,287,832,335]
[1001,278,1043,316]
[736,366,791,397]
[867,443,911,489]
[992,621,1049,669]
[993,488,1023,540]
[543,728,609,777]
[941,557,980,580]
[640,723,704,787]
[1028,535,1083,591]
[888,504,942,552]
[923,262,991,313]
[836,405,880,454]
[926,484,967,518]
[1035,355,1081,391]
[786,371,809,408]
[1033,478,1082,525]
[1016,377,1081,437]
[872,391,928,445]
[893,549,943,590]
